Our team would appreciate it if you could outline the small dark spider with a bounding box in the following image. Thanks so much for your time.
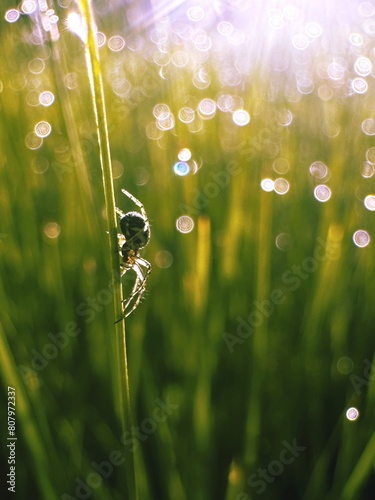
[115,189,151,321]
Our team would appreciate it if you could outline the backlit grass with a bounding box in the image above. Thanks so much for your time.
[1,2,375,500]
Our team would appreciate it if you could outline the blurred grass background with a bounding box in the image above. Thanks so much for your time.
[1,0,375,499]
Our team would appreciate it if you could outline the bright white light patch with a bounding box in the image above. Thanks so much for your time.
[233,109,250,126]
[346,407,359,421]
[178,148,191,162]
[261,179,274,192]
[66,12,87,43]
[364,195,375,211]
[353,230,370,247]
[39,91,55,107]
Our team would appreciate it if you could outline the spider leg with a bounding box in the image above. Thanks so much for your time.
[122,259,152,318]
[115,206,126,218]
[122,262,146,317]
[121,189,149,223]
[114,265,141,323]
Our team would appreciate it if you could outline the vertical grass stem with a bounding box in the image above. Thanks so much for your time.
[77,2,136,498]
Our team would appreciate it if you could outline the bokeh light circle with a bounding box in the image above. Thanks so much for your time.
[176,216,194,234]
[178,148,192,162]
[154,250,173,269]
[352,78,368,94]
[35,121,52,138]
[44,222,61,239]
[273,158,289,174]
[5,9,20,23]
[108,35,125,52]
[361,118,375,136]
[366,148,375,164]
[274,178,290,194]
[346,407,359,421]
[39,91,55,107]
[261,178,274,192]
[353,230,370,247]
[233,109,250,126]
[310,161,329,180]
[178,107,195,123]
[361,162,375,178]
[364,195,375,210]
[337,357,353,375]
[173,162,190,176]
[314,185,331,202]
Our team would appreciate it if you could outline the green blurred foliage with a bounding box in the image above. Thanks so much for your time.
[1,1,375,499]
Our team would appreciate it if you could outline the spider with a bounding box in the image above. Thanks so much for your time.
[115,189,151,321]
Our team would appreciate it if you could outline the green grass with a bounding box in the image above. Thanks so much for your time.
[1,1,375,499]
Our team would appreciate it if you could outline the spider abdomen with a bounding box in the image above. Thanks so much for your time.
[120,211,150,249]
